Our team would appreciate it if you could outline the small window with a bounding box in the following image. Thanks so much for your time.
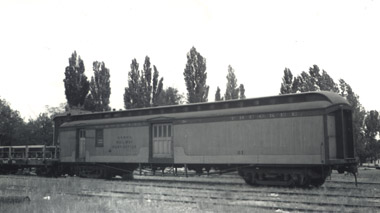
[79,129,86,138]
[163,125,167,137]
[95,129,104,147]
[154,126,157,137]
[152,124,172,139]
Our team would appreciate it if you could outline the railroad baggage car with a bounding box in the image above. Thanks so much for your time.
[54,91,357,186]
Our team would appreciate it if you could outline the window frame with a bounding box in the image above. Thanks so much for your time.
[95,129,104,147]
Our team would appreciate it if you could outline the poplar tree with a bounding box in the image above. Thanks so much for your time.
[319,70,339,92]
[63,51,89,109]
[224,65,239,100]
[151,65,164,106]
[85,61,111,111]
[215,86,222,101]
[298,71,316,92]
[239,84,246,99]
[287,65,339,94]
[124,57,163,109]
[124,59,142,109]
[309,65,339,92]
[183,47,209,103]
[280,68,294,94]
[141,56,152,107]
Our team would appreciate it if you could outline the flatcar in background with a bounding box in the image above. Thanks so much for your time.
[0,145,58,175]
[0,92,358,187]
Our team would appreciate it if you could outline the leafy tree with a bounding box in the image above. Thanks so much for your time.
[157,87,183,106]
[83,95,96,111]
[183,47,209,103]
[364,110,379,139]
[308,64,321,90]
[338,79,368,164]
[239,84,246,99]
[215,86,223,101]
[288,65,339,93]
[280,68,294,94]
[124,57,163,109]
[291,76,301,94]
[45,103,67,118]
[279,67,368,163]
[309,65,339,92]
[298,71,316,92]
[85,61,111,111]
[63,51,90,109]
[0,101,65,146]
[26,113,54,145]
[0,98,25,146]
[319,70,339,92]
[364,110,380,162]
[339,79,367,162]
[224,65,239,100]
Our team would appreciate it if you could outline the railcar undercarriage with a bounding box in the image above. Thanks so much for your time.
[54,163,341,187]
[59,163,138,180]
[1,161,358,187]
[237,166,332,187]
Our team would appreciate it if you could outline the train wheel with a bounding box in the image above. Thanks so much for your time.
[36,167,46,176]
[205,166,211,176]
[243,172,253,185]
[290,174,299,187]
[100,168,109,179]
[122,171,134,180]
[195,168,203,176]
[337,168,345,174]
[300,175,311,188]
[310,178,326,187]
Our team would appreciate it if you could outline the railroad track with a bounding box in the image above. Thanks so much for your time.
[71,191,330,213]
[66,186,380,213]
[1,174,379,196]
[1,173,379,189]
[3,180,380,201]
[327,180,380,186]
[1,174,380,212]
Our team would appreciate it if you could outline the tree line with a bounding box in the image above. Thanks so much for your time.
[0,47,245,146]
[63,47,246,111]
[0,101,65,146]
[280,65,380,164]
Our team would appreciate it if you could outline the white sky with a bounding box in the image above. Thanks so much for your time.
[0,0,379,119]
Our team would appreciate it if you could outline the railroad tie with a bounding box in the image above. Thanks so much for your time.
[0,196,31,203]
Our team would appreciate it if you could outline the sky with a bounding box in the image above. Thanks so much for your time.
[0,0,379,119]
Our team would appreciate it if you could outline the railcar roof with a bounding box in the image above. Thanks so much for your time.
[57,92,350,128]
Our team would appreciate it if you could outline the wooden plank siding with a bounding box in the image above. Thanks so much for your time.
[174,116,324,164]
[59,126,150,163]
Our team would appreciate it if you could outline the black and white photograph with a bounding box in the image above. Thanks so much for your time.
[1,0,380,212]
